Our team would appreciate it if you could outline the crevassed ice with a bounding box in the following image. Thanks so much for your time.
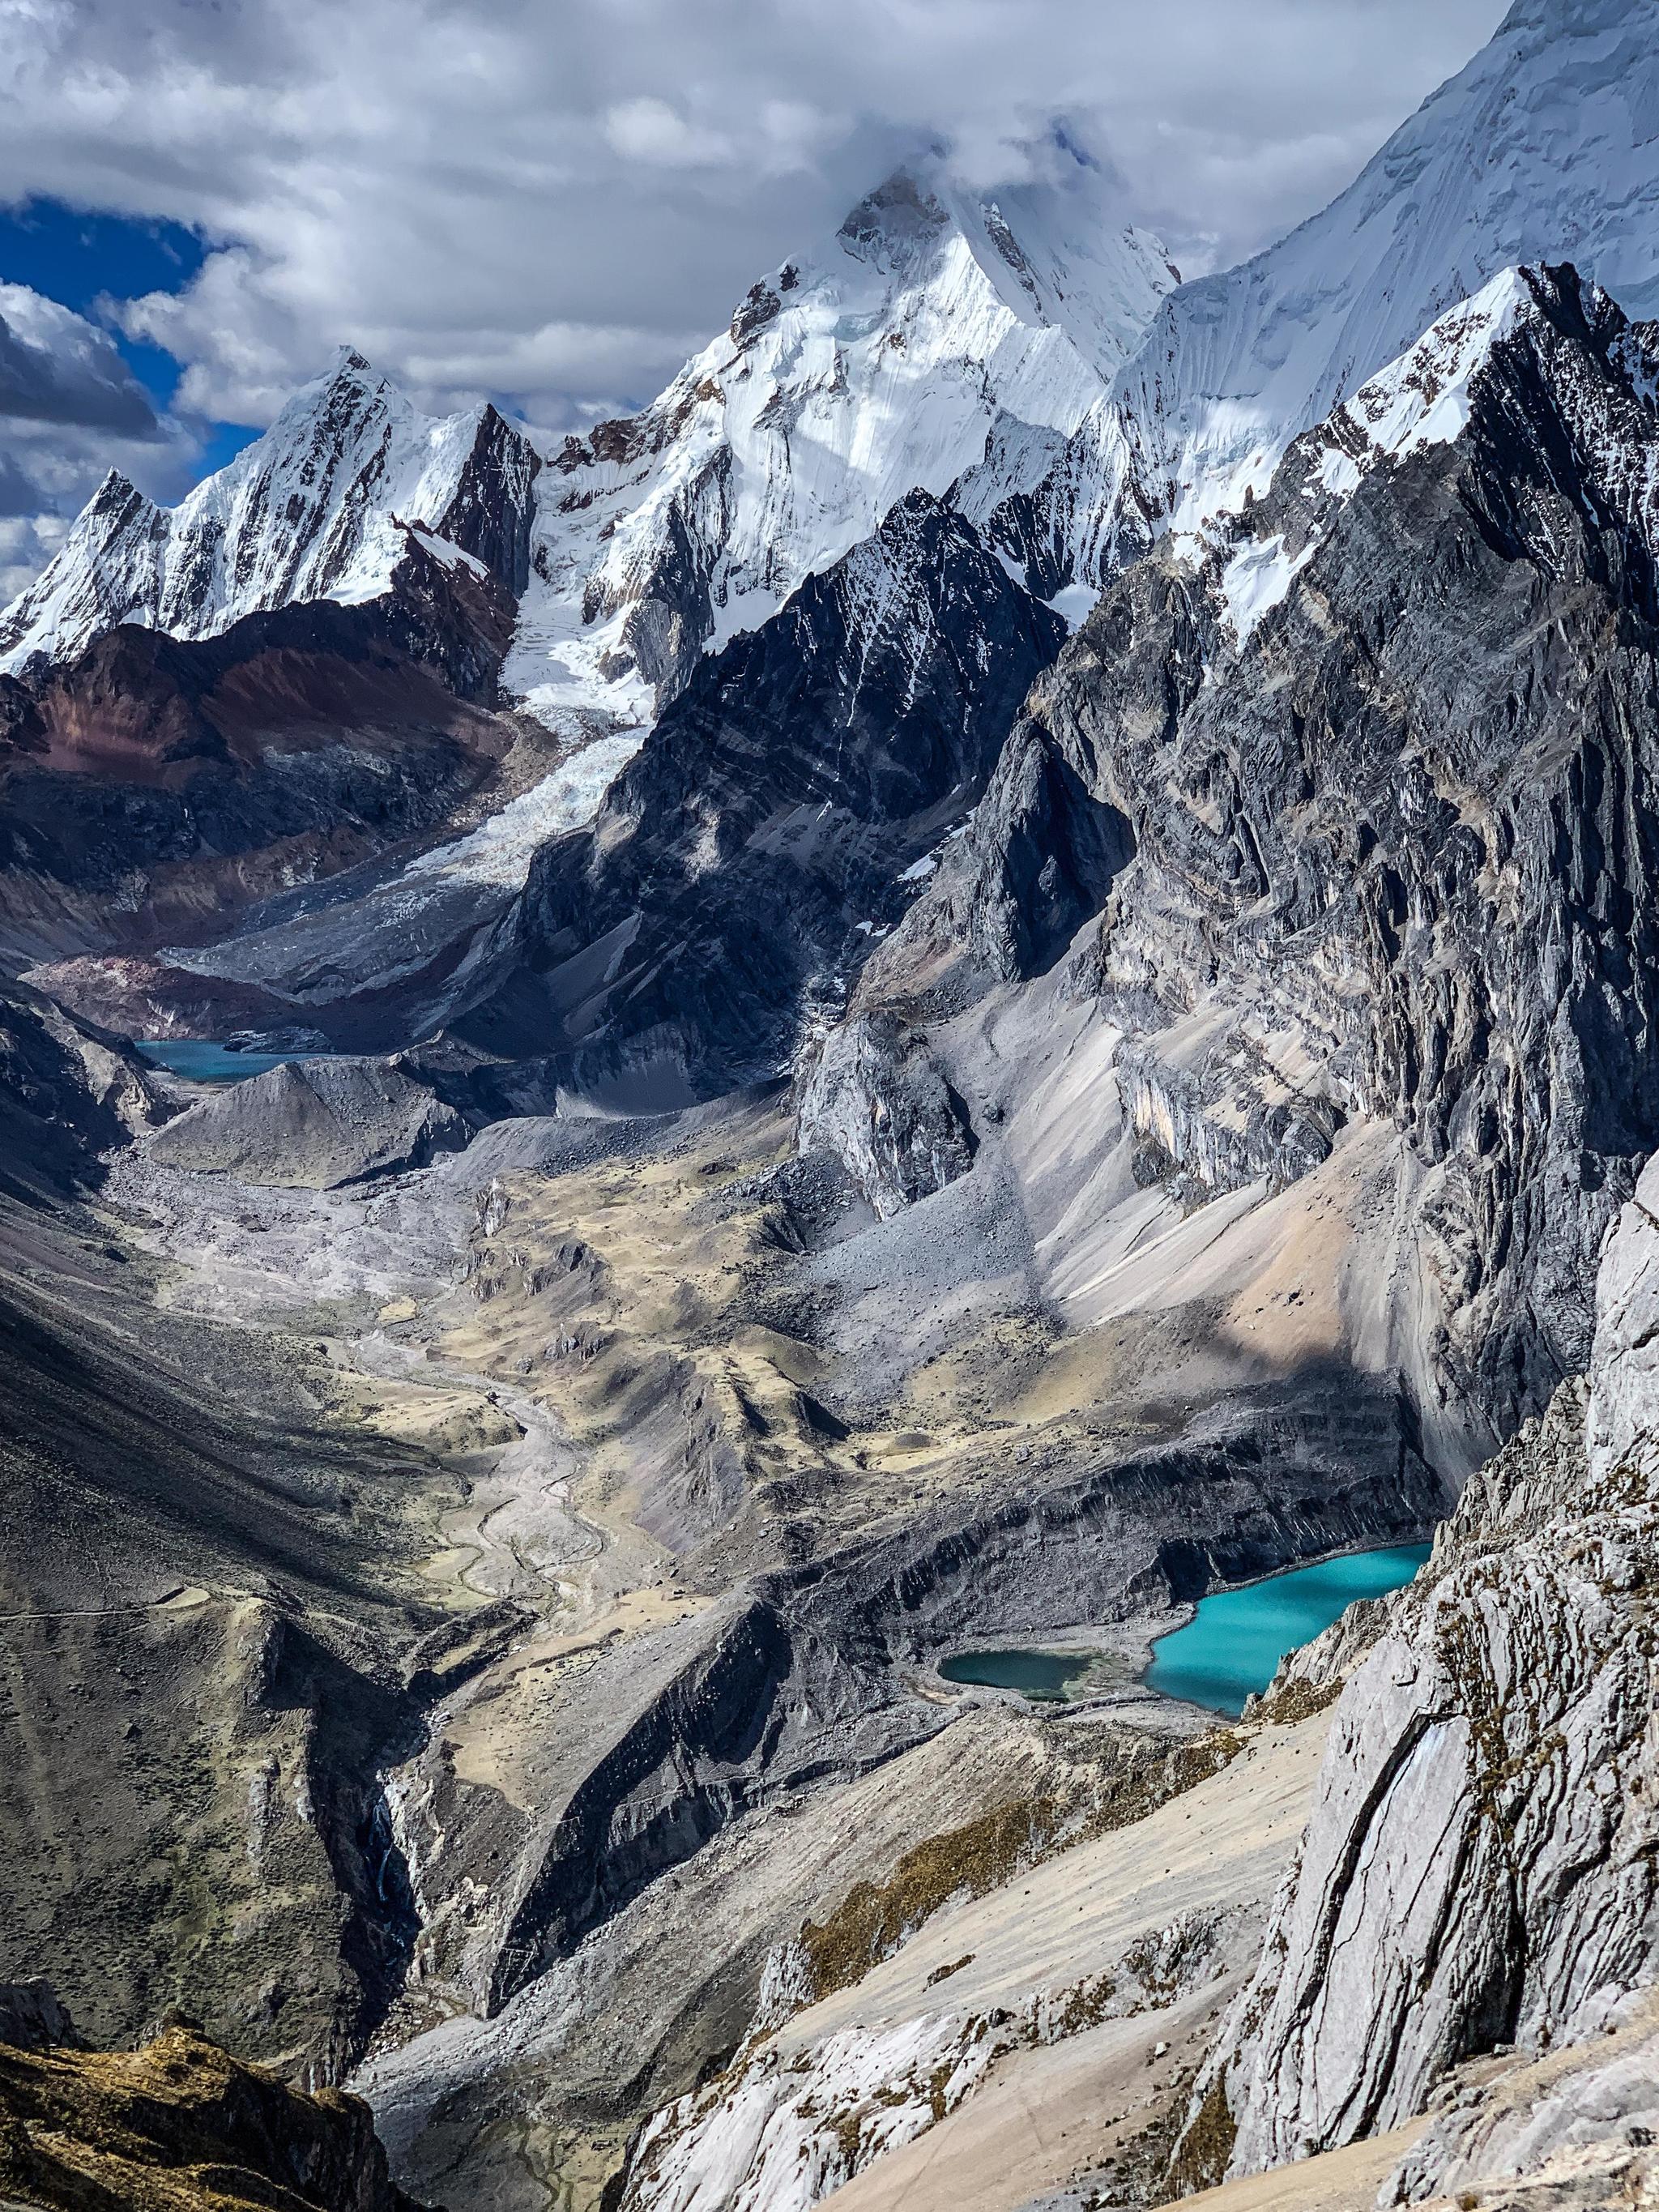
[404,730,647,889]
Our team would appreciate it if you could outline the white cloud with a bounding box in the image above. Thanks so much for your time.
[0,0,1512,456]
[603,98,734,168]
[0,280,204,599]
[0,515,66,606]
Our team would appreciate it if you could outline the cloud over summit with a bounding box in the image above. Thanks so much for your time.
[1,0,1509,436]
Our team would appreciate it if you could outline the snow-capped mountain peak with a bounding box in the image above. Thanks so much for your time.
[501,148,1179,729]
[1102,0,1659,553]
[1212,260,1659,647]
[0,349,539,676]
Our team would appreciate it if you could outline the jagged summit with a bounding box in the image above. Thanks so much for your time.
[0,150,1174,710]
[502,147,1178,726]
[0,348,539,676]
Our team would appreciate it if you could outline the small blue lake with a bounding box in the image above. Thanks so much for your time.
[937,1648,1098,1702]
[1144,1543,1432,1718]
[137,1040,333,1085]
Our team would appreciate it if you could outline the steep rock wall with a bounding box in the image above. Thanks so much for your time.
[1184,1151,1659,2179]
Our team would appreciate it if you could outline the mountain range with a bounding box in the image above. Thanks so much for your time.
[5,4,1659,2211]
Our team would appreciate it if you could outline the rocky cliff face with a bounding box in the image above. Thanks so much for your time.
[460,491,1064,1099]
[877,263,1659,1463]
[1177,1147,1659,2187]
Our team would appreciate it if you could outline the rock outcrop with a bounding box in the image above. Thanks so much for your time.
[1393,1992,1659,2208]
[0,2005,434,2211]
[145,1058,468,1189]
[796,1012,975,1218]
[1179,1144,1659,2184]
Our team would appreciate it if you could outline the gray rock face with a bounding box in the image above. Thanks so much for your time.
[884,263,1659,1457]
[462,490,1065,1100]
[1393,1999,1659,2207]
[1186,1160,1659,2179]
[0,981,162,1204]
[1588,1148,1659,1480]
[144,1057,467,1189]
[795,1013,975,1219]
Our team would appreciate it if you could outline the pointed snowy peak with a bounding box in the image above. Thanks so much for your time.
[85,468,150,514]
[0,352,540,675]
[0,472,168,677]
[505,145,1177,730]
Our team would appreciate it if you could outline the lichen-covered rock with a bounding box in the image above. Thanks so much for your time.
[796,1012,975,1218]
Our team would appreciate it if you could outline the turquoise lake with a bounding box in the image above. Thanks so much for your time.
[138,1040,332,1084]
[1143,1542,1431,1717]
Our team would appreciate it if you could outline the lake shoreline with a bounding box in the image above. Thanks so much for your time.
[926,1534,1437,1721]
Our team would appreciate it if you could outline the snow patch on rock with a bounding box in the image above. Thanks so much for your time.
[404,731,646,889]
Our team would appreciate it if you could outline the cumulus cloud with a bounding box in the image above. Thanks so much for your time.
[0,280,203,597]
[0,280,205,599]
[0,0,1511,446]
[0,282,158,431]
